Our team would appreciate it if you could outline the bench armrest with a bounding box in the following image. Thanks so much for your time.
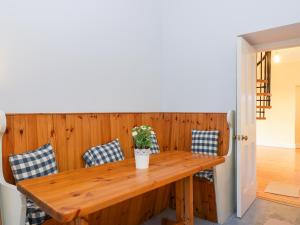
[0,181,27,225]
[213,110,235,224]
[224,110,234,159]
[0,110,27,225]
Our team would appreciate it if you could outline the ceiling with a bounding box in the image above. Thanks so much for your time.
[273,46,300,63]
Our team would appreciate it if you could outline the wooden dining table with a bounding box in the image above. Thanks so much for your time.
[17,151,225,225]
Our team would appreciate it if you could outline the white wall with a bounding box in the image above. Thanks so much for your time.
[257,61,300,148]
[161,0,300,112]
[295,86,300,148]
[0,0,161,113]
[2,1,300,114]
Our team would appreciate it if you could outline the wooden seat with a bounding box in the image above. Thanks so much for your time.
[2,112,230,225]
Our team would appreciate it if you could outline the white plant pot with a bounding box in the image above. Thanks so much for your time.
[134,149,151,169]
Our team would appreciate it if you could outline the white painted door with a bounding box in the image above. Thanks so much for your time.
[236,37,257,217]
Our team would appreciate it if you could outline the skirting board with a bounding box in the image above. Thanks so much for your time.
[257,144,297,149]
[264,182,300,198]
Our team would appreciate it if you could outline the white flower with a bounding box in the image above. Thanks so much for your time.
[141,126,147,130]
[151,131,155,134]
[132,131,138,136]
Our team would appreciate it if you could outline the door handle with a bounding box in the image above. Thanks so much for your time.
[241,135,248,141]
[234,135,248,141]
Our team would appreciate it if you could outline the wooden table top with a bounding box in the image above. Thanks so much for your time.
[17,151,225,223]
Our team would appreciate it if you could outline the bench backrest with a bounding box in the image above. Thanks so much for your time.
[2,112,229,184]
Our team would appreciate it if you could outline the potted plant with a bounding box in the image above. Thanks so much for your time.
[132,125,153,169]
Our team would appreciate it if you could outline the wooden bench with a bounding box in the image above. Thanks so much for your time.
[1,112,230,225]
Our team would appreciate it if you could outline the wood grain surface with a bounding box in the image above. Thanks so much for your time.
[2,112,229,224]
[17,151,224,223]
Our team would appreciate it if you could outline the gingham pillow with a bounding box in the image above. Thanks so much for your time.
[26,199,49,225]
[9,144,57,225]
[150,133,160,154]
[9,143,58,182]
[191,130,219,156]
[83,139,125,167]
[195,169,214,182]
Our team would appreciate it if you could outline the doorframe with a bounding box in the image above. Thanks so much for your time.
[236,31,300,216]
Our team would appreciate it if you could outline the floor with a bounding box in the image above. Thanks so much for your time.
[256,146,300,207]
[143,199,300,225]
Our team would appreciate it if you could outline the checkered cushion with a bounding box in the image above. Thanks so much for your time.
[83,139,125,167]
[195,169,214,182]
[9,143,58,182]
[25,199,49,225]
[9,144,58,225]
[191,130,219,156]
[150,133,160,154]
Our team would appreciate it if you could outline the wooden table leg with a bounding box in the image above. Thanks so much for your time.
[176,177,185,223]
[184,176,194,225]
[162,176,194,225]
[74,217,89,225]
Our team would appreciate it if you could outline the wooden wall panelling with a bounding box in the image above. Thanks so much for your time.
[52,114,69,171]
[24,115,38,150]
[158,113,172,152]
[193,177,217,222]
[65,114,81,169]
[89,114,111,149]
[35,115,54,147]
[79,114,92,167]
[169,113,180,151]
[110,113,136,158]
[89,113,170,225]
[133,189,155,223]
[182,113,193,152]
[177,113,188,151]
[87,187,169,225]
[153,184,172,214]
[167,113,228,222]
[2,113,229,225]
[12,115,27,155]
[139,113,173,221]
[88,114,101,148]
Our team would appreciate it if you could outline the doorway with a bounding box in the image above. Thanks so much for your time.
[256,47,300,207]
[236,22,300,217]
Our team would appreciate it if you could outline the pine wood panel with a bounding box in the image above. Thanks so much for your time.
[2,112,229,225]
[169,177,218,223]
